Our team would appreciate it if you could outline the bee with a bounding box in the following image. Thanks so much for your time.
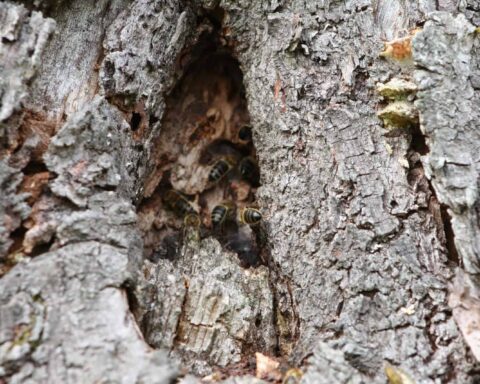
[183,213,201,242]
[163,189,197,217]
[184,213,201,228]
[239,207,262,225]
[211,201,236,228]
[239,156,260,186]
[208,157,235,183]
[238,125,252,142]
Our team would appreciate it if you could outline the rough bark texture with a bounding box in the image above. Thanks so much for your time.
[1,0,480,383]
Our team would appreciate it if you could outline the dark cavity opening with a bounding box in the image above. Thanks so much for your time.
[29,236,55,258]
[6,226,27,259]
[440,204,460,266]
[130,112,142,131]
[22,160,48,175]
[138,30,266,269]
[2,226,28,277]
[410,124,429,155]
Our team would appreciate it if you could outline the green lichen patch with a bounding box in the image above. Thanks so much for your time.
[377,101,418,131]
[376,79,417,101]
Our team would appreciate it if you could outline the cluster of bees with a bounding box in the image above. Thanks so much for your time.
[161,125,263,249]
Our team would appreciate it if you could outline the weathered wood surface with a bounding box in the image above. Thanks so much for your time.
[1,0,479,383]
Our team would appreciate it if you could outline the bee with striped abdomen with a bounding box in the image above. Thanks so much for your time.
[208,157,235,183]
[238,156,260,186]
[211,201,236,229]
[163,189,197,217]
[239,207,262,225]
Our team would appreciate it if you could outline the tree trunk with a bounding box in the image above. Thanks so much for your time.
[1,0,479,383]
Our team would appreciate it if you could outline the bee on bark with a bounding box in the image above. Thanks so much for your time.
[238,125,252,142]
[239,207,262,225]
[208,157,235,183]
[211,201,236,229]
[239,156,260,187]
[163,190,197,217]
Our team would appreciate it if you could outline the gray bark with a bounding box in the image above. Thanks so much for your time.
[1,0,480,383]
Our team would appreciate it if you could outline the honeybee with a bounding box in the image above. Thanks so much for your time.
[211,201,236,228]
[163,189,197,217]
[208,157,235,183]
[184,213,201,227]
[183,213,201,242]
[239,156,260,186]
[238,125,252,142]
[239,207,262,225]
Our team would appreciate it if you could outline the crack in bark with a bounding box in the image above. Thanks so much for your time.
[407,125,460,267]
[172,277,190,348]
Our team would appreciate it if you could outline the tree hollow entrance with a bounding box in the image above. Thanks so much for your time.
[138,32,265,268]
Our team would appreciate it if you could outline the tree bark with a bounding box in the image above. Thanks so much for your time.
[1,0,479,383]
